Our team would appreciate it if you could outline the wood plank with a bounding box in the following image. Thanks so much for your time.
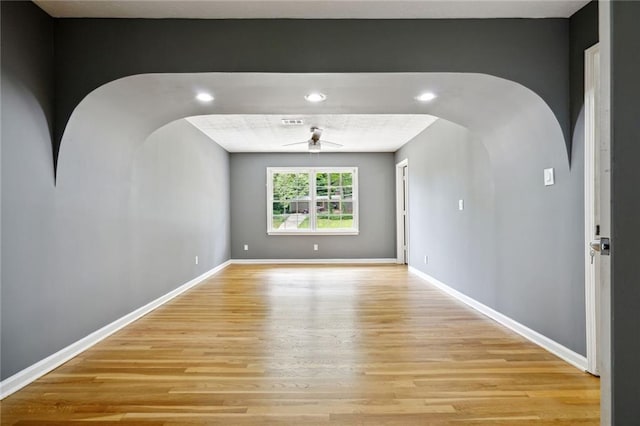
[0,264,599,424]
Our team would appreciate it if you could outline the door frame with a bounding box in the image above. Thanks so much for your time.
[584,43,601,376]
[396,159,409,264]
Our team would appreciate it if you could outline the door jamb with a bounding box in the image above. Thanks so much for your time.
[584,42,601,376]
[396,159,409,265]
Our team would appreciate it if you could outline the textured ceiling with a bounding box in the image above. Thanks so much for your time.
[186,114,439,152]
[34,0,590,19]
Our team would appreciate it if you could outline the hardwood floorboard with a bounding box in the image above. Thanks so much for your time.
[1,264,599,424]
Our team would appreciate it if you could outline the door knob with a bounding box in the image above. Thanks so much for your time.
[590,237,611,255]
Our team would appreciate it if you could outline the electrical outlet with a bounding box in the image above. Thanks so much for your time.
[195,256,199,265]
[424,255,428,264]
[243,244,248,251]
[313,244,319,251]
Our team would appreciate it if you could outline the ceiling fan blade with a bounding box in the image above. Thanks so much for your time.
[321,140,344,148]
[282,140,311,147]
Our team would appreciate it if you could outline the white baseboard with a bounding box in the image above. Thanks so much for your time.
[231,258,397,264]
[0,260,232,400]
[408,266,588,372]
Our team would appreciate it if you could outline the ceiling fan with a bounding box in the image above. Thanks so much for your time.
[283,126,343,153]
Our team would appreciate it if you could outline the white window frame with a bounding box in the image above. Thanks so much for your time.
[267,167,359,236]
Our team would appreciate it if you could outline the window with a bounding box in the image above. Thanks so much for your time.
[267,167,358,235]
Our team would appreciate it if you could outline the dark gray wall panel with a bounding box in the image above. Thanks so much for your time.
[230,153,395,259]
[53,18,571,168]
[565,0,597,356]
[570,1,599,144]
[0,1,54,139]
[610,1,640,422]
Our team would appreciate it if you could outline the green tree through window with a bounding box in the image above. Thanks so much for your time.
[268,167,358,234]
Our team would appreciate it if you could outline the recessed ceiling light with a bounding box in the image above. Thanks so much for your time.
[196,92,214,102]
[304,92,327,103]
[415,92,437,102]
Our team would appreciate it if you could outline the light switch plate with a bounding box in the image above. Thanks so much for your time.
[544,168,555,186]
[458,199,464,211]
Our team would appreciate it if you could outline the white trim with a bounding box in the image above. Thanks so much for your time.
[267,231,359,236]
[231,258,397,264]
[395,159,409,264]
[409,266,588,372]
[0,260,232,400]
[584,43,601,376]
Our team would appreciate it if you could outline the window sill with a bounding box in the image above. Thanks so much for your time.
[267,231,359,236]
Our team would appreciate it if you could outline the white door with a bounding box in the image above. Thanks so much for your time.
[584,43,610,376]
[396,159,409,264]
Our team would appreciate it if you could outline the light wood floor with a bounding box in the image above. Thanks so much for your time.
[1,264,599,425]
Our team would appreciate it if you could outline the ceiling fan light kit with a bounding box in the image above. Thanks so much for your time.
[282,126,342,153]
[308,141,321,153]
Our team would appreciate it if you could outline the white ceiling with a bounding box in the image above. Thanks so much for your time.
[34,0,590,19]
[186,114,439,152]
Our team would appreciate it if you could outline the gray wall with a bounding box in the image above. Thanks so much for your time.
[1,0,56,379]
[395,120,496,304]
[396,109,587,355]
[131,120,230,303]
[230,153,395,259]
[610,1,640,422]
[1,0,231,379]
